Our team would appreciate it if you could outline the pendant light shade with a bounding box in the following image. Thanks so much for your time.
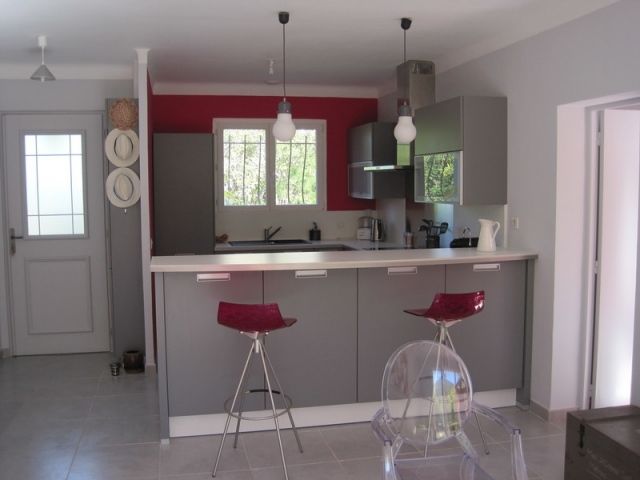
[272,12,296,142]
[395,104,417,144]
[31,36,55,82]
[394,18,415,144]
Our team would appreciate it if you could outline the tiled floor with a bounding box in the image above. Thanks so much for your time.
[0,352,567,479]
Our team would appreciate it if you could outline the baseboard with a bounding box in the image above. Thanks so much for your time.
[143,362,157,374]
[530,400,577,424]
[167,389,517,439]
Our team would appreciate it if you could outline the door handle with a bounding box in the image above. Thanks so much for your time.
[9,228,23,256]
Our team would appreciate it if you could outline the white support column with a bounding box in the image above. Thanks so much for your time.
[134,48,156,371]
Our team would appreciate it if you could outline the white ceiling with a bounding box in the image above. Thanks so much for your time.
[1,0,618,96]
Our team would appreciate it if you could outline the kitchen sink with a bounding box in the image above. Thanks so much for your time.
[229,239,312,246]
[449,237,479,248]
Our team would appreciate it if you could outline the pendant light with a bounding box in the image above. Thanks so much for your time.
[394,18,416,144]
[272,12,296,142]
[30,36,55,82]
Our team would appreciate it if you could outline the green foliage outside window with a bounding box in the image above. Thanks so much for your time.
[222,127,318,207]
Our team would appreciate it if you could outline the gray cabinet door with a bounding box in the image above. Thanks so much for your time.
[357,265,446,402]
[413,96,507,205]
[264,269,358,407]
[445,261,526,392]
[153,133,214,255]
[164,271,263,416]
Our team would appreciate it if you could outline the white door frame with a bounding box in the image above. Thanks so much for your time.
[581,99,640,409]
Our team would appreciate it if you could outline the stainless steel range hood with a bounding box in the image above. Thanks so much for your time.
[363,143,413,171]
[364,60,435,172]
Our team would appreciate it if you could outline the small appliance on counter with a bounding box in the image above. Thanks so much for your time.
[357,213,374,240]
[370,218,385,242]
[418,219,448,248]
[309,222,321,241]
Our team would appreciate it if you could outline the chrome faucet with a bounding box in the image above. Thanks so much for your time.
[462,226,471,246]
[264,226,282,242]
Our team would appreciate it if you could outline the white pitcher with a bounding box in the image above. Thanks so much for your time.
[477,219,500,252]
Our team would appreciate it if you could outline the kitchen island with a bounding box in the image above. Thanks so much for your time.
[151,246,537,442]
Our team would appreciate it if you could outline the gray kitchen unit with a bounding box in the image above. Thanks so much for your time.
[152,247,537,441]
[153,133,215,255]
[158,270,264,428]
[444,261,527,392]
[264,268,358,407]
[347,122,410,199]
[414,96,507,205]
[357,265,446,402]
[357,261,527,402]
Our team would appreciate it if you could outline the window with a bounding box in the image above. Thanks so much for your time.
[22,132,87,236]
[216,119,325,210]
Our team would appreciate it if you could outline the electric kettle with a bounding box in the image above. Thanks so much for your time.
[370,219,385,242]
[477,219,500,252]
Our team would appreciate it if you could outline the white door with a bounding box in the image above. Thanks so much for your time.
[592,108,640,407]
[3,113,111,355]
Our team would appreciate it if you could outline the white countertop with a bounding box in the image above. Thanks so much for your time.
[151,242,537,273]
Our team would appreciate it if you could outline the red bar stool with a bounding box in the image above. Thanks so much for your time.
[404,290,490,454]
[212,302,303,479]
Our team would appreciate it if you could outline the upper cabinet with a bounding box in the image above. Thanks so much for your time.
[347,122,410,199]
[414,96,507,205]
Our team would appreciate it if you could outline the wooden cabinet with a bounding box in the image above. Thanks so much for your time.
[264,268,358,407]
[414,96,507,205]
[162,271,263,416]
[153,133,214,255]
[444,261,527,392]
[357,265,445,402]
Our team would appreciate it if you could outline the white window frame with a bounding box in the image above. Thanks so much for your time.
[214,118,326,211]
[20,130,88,239]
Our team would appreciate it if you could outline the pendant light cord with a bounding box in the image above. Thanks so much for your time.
[282,20,287,101]
[403,27,407,106]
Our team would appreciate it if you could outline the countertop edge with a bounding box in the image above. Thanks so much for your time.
[150,248,538,273]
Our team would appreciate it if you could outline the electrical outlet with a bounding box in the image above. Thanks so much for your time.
[510,217,520,230]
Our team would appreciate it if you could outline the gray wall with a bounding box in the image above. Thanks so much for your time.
[0,79,134,355]
[435,0,640,413]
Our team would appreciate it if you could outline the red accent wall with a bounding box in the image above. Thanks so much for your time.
[149,94,378,211]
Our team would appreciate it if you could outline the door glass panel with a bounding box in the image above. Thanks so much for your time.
[23,133,86,236]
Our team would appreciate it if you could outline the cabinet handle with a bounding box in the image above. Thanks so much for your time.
[196,273,231,282]
[387,266,417,275]
[473,263,501,272]
[295,270,328,278]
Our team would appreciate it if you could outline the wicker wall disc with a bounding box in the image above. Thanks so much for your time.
[109,98,139,130]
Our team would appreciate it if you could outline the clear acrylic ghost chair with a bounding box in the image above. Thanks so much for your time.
[404,290,490,454]
[371,340,528,480]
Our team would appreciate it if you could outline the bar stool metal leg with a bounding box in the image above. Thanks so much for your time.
[214,302,303,478]
[212,335,303,479]
[213,341,255,477]
[262,341,304,454]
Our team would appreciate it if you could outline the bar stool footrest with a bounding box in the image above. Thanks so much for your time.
[224,388,294,422]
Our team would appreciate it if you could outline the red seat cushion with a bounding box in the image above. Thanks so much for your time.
[218,301,297,333]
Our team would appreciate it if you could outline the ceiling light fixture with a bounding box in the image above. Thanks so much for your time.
[30,35,55,82]
[394,18,416,144]
[266,59,279,85]
[272,12,296,142]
